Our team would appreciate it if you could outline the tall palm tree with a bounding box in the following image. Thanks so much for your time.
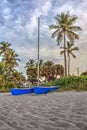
[49,11,81,76]
[60,41,79,76]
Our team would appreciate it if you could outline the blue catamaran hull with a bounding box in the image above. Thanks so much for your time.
[34,86,59,94]
[10,88,34,95]
[10,86,59,95]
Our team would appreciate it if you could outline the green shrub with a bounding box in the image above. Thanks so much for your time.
[4,81,18,89]
[51,76,87,91]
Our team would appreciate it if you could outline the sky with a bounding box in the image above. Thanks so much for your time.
[0,0,87,76]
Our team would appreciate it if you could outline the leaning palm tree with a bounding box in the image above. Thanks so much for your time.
[60,41,79,76]
[49,11,81,76]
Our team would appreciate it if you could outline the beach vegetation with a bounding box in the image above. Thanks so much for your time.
[51,76,87,91]
[0,41,26,92]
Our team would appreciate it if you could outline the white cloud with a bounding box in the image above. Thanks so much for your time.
[24,0,52,38]
[41,1,52,16]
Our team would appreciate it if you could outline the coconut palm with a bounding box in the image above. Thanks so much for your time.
[0,62,4,84]
[25,59,37,79]
[12,71,26,85]
[2,49,20,77]
[0,42,11,56]
[49,11,81,76]
[25,59,44,80]
[25,59,35,68]
[42,61,54,81]
[60,41,79,76]
[54,64,64,77]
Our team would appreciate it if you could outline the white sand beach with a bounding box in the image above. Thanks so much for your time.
[0,92,87,130]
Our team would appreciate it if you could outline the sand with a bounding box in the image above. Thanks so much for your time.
[0,92,87,130]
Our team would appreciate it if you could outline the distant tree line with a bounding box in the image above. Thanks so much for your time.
[0,41,64,88]
[25,59,64,83]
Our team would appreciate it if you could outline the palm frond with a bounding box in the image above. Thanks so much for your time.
[67,41,73,48]
[60,50,64,55]
[69,26,82,31]
[68,16,77,25]
[70,52,76,58]
[49,25,60,30]
[71,47,79,51]
[66,30,79,40]
[51,29,60,38]
[57,31,63,45]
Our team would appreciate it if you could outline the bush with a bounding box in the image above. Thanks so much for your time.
[4,81,18,89]
[51,76,87,91]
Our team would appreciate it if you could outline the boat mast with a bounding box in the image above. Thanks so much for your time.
[37,17,40,86]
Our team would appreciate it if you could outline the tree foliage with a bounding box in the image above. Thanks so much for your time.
[25,59,64,82]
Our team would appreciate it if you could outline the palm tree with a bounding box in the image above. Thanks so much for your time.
[25,59,37,79]
[54,64,64,77]
[0,62,4,84]
[25,59,35,68]
[42,61,54,81]
[60,41,79,76]
[25,59,44,81]
[49,11,81,76]
[12,71,26,85]
[2,49,20,77]
[0,42,11,56]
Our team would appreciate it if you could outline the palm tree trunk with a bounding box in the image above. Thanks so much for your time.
[64,31,67,76]
[68,54,70,76]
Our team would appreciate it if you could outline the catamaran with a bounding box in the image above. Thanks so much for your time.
[10,17,59,95]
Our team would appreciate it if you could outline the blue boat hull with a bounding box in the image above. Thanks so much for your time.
[10,88,34,95]
[34,86,59,94]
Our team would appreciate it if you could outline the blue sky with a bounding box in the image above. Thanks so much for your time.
[0,0,87,76]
